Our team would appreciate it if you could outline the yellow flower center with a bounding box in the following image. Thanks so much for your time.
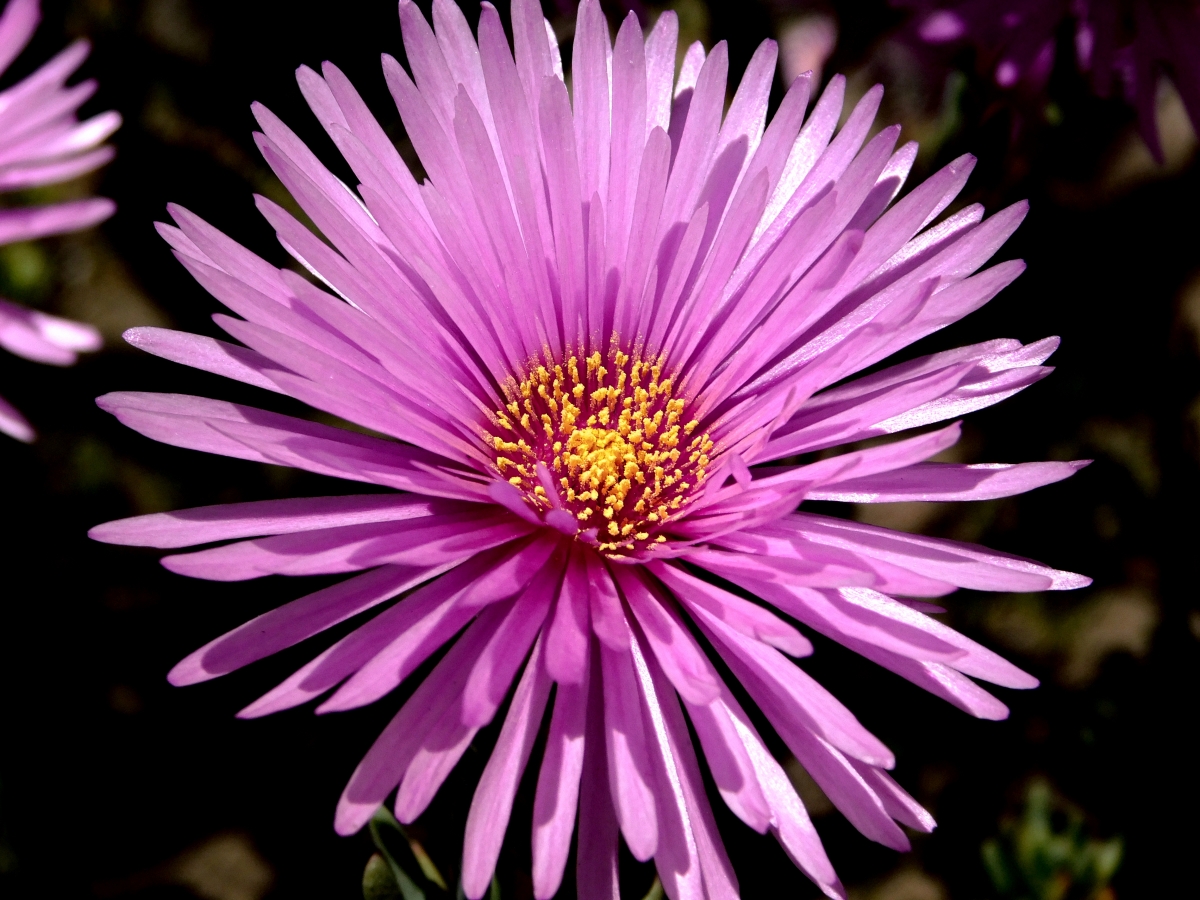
[486,343,713,555]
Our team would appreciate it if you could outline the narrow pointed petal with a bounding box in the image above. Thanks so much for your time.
[462,637,553,898]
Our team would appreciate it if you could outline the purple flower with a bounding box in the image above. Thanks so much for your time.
[91,1,1089,896]
[0,0,119,441]
[901,0,1200,159]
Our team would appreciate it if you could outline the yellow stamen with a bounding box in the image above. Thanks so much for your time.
[485,340,713,554]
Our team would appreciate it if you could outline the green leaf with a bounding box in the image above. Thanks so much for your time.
[369,808,428,900]
[640,876,664,900]
[364,853,403,900]
[981,838,1013,895]
[370,806,449,892]
[410,835,450,891]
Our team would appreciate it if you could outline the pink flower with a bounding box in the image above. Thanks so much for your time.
[0,0,119,441]
[901,0,1200,160]
[91,1,1089,897]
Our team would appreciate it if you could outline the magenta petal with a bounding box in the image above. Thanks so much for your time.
[849,760,935,833]
[716,691,845,898]
[777,512,1090,592]
[460,547,562,726]
[617,565,722,705]
[95,391,489,501]
[600,638,659,861]
[123,327,284,394]
[313,535,558,714]
[461,636,553,899]
[680,691,772,832]
[0,0,38,73]
[545,544,591,684]
[333,605,499,835]
[810,459,1089,503]
[395,704,480,824]
[91,493,445,549]
[160,510,525,581]
[690,600,894,768]
[0,196,113,243]
[780,727,909,850]
[532,657,590,899]
[653,561,812,658]
[0,391,34,442]
[170,561,453,686]
[575,651,622,900]
[587,553,631,652]
[627,634,706,900]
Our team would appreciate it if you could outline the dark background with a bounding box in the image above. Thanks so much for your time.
[1,0,1196,897]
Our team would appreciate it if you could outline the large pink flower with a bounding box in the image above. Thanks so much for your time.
[0,0,120,441]
[91,1,1088,897]
[901,0,1200,159]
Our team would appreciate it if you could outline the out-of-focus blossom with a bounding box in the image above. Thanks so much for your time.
[0,0,119,441]
[899,0,1200,159]
[92,1,1088,897]
[779,12,839,86]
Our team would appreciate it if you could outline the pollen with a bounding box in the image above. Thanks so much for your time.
[486,341,712,554]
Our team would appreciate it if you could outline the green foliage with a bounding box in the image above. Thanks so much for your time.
[982,779,1122,900]
[363,853,403,900]
[363,806,506,900]
[364,807,448,900]
[640,876,665,900]
[0,242,52,303]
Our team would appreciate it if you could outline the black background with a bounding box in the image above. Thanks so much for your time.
[1,1,1196,897]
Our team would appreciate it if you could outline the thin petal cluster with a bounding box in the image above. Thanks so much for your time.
[0,0,119,441]
[92,1,1088,897]
[901,0,1200,159]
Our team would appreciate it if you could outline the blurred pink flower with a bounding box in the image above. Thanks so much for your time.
[92,1,1088,896]
[779,13,839,87]
[0,0,119,441]
[901,0,1200,159]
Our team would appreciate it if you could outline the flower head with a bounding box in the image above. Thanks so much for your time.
[900,0,1200,159]
[0,0,120,440]
[92,1,1088,896]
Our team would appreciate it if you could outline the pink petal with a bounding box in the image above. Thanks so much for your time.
[160,510,525,581]
[679,691,772,832]
[0,391,34,442]
[122,327,283,394]
[462,636,553,899]
[91,493,444,549]
[532,657,590,899]
[809,459,1089,503]
[779,727,909,850]
[616,565,722,705]
[689,601,894,767]
[460,546,562,726]
[95,391,489,501]
[0,196,112,243]
[713,691,844,898]
[545,544,592,684]
[333,606,500,835]
[170,559,457,686]
[627,634,705,900]
[575,656,622,900]
[0,0,39,74]
[312,535,558,714]
[651,561,812,658]
[600,637,658,861]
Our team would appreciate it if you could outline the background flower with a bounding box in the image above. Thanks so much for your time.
[0,0,119,440]
[898,0,1200,159]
